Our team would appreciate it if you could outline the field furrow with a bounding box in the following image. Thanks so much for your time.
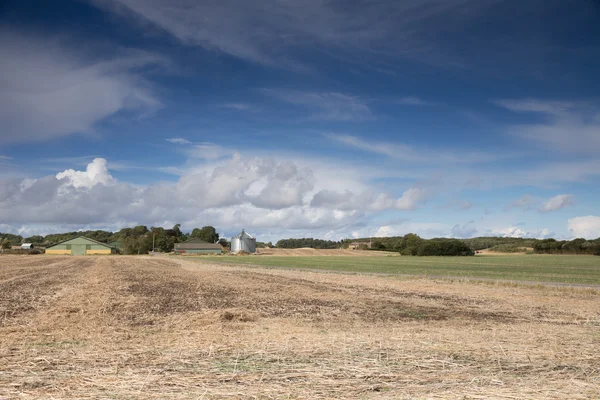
[0,255,598,399]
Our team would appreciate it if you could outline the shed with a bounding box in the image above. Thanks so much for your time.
[174,238,222,255]
[231,229,256,253]
[46,236,114,255]
[348,241,371,250]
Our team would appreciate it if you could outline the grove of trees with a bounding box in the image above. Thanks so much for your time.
[275,238,339,249]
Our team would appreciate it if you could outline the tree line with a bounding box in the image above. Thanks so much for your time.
[3,229,600,256]
[0,225,227,255]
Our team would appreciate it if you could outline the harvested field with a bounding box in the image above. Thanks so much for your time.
[0,255,599,399]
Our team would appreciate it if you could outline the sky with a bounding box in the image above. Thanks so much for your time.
[1,0,600,242]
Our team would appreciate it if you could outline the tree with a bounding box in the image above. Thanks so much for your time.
[190,226,219,243]
[25,235,44,244]
[400,233,422,256]
[372,240,386,250]
[172,224,183,238]
[121,236,152,255]
[1,239,12,249]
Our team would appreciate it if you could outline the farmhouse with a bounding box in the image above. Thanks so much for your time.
[174,238,223,255]
[46,236,114,255]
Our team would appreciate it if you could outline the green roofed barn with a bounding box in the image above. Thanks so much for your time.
[174,238,223,255]
[46,236,114,255]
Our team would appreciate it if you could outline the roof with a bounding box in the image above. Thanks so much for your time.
[21,243,33,247]
[175,238,222,250]
[233,229,254,240]
[46,236,113,249]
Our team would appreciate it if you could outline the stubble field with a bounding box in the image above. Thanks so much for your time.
[1,255,599,399]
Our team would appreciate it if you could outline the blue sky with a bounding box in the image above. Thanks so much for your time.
[1,0,600,241]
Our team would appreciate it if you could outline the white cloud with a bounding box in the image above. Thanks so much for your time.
[0,31,162,143]
[539,194,575,212]
[568,216,600,239]
[494,99,600,153]
[0,155,424,235]
[55,158,115,189]
[166,138,191,145]
[396,188,428,210]
[264,90,372,121]
[488,226,553,239]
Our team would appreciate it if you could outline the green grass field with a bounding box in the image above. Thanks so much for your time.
[203,254,600,285]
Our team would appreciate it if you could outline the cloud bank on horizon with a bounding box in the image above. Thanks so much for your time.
[0,0,599,240]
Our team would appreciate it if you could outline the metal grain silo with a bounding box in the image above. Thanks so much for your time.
[231,229,256,253]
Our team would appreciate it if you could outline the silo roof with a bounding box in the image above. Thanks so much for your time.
[233,230,254,239]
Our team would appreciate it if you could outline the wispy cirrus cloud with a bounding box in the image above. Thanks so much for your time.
[264,90,372,121]
[493,99,600,153]
[90,0,502,69]
[222,103,260,112]
[505,194,537,211]
[328,134,507,164]
[0,30,164,144]
[396,96,434,106]
[166,138,191,145]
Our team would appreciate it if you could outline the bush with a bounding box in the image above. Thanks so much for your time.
[416,239,475,256]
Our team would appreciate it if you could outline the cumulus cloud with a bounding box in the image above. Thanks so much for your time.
[0,31,162,143]
[539,194,575,212]
[488,226,553,239]
[56,158,115,189]
[0,156,424,234]
[568,216,600,239]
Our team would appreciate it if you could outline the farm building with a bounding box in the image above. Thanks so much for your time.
[348,241,371,250]
[21,243,34,250]
[174,238,223,255]
[231,229,256,253]
[46,236,114,255]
